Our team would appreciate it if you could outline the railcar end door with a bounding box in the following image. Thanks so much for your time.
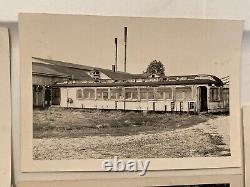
[198,86,208,112]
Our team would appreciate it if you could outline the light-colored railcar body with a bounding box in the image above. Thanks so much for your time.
[54,75,229,113]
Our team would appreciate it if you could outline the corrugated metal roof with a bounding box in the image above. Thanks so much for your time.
[33,57,94,71]
[97,69,144,80]
[33,63,70,78]
[33,62,93,81]
[32,57,144,80]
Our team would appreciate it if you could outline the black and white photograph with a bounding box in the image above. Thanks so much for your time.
[19,14,243,171]
[32,57,231,160]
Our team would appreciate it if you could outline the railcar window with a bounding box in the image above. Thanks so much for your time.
[83,88,95,99]
[83,89,88,99]
[156,87,172,100]
[132,92,138,99]
[125,88,138,100]
[110,89,115,100]
[89,89,95,99]
[176,87,192,100]
[210,88,221,101]
[171,102,175,111]
[103,91,109,100]
[140,88,154,100]
[165,91,172,99]
[140,89,147,100]
[76,89,83,99]
[125,92,130,100]
[222,88,229,107]
[156,90,164,99]
[96,88,109,100]
[96,89,102,100]
[110,88,123,100]
[188,101,195,110]
[148,89,154,100]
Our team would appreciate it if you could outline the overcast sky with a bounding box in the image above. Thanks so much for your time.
[19,14,243,78]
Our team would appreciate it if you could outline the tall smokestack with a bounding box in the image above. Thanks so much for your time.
[112,65,116,72]
[124,27,128,72]
[115,38,118,72]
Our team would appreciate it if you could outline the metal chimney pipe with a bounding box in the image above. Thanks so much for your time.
[115,38,118,72]
[124,27,128,72]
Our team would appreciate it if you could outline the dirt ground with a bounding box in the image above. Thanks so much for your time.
[33,108,230,160]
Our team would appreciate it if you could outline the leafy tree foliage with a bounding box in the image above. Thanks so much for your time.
[146,60,165,76]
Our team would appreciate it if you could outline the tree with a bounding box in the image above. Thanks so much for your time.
[146,60,165,76]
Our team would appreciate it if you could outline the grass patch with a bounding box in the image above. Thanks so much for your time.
[33,107,215,138]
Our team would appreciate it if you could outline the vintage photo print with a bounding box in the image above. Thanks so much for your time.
[19,13,244,171]
[16,175,243,187]
[0,27,11,187]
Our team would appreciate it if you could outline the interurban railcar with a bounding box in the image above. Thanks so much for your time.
[52,74,229,113]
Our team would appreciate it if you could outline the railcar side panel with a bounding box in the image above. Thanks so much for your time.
[56,82,229,113]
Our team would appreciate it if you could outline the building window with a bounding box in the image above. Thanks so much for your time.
[210,87,221,101]
[125,88,138,100]
[176,87,192,100]
[76,89,83,99]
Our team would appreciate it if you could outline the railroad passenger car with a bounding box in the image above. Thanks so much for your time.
[52,74,229,113]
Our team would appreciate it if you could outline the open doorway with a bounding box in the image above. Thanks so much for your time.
[52,88,61,106]
[198,86,208,112]
[44,87,52,107]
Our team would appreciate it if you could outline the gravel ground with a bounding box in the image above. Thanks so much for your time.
[33,110,230,160]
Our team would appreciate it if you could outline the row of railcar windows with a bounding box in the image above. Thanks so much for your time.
[76,86,194,101]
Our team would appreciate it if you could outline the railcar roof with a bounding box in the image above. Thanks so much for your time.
[54,77,223,88]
